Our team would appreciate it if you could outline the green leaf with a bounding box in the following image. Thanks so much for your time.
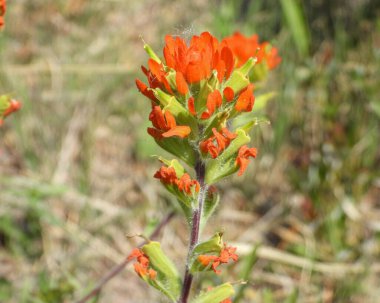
[224,57,256,94]
[192,71,219,114]
[280,0,310,58]
[192,232,223,256]
[153,156,186,177]
[201,189,220,230]
[154,136,196,166]
[142,241,181,301]
[202,111,230,139]
[191,283,234,303]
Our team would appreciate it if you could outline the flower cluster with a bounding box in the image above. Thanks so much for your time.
[0,97,21,126]
[198,245,238,275]
[154,165,200,195]
[136,31,279,182]
[0,0,5,28]
[128,248,157,280]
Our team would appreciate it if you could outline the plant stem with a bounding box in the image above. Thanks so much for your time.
[179,160,207,303]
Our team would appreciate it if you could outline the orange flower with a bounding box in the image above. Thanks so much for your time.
[222,32,281,69]
[147,106,191,139]
[236,145,257,176]
[235,83,255,112]
[163,32,234,83]
[154,166,200,195]
[198,245,238,275]
[0,99,21,126]
[128,248,157,280]
[0,0,6,28]
[200,128,237,158]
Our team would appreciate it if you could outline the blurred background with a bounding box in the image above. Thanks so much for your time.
[0,0,379,302]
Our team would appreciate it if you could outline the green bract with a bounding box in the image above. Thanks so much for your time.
[190,283,235,303]
[141,241,181,302]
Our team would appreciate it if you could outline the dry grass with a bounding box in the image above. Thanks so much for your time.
[1,0,380,302]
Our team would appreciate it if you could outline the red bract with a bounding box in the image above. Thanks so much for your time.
[236,145,258,176]
[148,106,191,139]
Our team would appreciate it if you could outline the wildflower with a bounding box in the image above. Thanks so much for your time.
[0,0,5,29]
[154,165,200,195]
[222,32,281,70]
[198,245,238,275]
[200,128,237,158]
[236,145,257,176]
[128,248,157,280]
[148,106,191,139]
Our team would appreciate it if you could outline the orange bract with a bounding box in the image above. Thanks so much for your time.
[201,90,223,119]
[198,245,238,275]
[154,166,178,185]
[148,106,191,139]
[236,145,258,176]
[128,248,157,280]
[154,166,200,195]
[163,32,234,83]
[200,128,237,158]
[235,83,255,112]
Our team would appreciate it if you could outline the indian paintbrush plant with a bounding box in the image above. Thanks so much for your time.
[132,31,280,303]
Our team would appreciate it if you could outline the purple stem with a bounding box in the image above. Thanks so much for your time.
[179,160,207,303]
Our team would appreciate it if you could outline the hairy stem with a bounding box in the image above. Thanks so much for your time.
[179,160,208,303]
